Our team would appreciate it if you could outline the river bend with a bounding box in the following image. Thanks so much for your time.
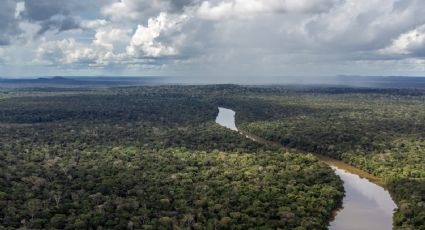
[215,107,397,230]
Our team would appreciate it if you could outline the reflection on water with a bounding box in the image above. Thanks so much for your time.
[329,167,397,230]
[215,107,238,131]
[215,107,397,230]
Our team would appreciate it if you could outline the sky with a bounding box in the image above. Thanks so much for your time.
[1,0,425,79]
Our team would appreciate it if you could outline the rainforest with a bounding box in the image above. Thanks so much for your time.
[0,84,424,229]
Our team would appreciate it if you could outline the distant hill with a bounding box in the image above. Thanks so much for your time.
[1,75,425,89]
[333,75,425,89]
[0,76,166,88]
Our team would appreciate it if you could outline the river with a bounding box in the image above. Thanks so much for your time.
[215,107,238,131]
[215,107,397,230]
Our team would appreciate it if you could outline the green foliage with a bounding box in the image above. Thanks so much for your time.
[0,86,342,229]
[232,88,425,229]
[3,85,423,229]
[0,146,342,229]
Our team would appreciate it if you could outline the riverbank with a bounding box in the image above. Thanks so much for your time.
[239,128,383,185]
[215,107,396,229]
[238,128,396,229]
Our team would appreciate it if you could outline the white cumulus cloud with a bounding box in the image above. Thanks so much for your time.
[127,12,188,57]
[80,19,108,29]
[36,38,99,64]
[381,25,425,56]
[196,0,339,20]
[94,27,132,51]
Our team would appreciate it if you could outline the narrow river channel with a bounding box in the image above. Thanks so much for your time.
[215,107,397,230]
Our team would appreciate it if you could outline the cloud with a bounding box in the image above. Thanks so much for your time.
[3,0,425,77]
[0,48,5,64]
[22,0,76,34]
[37,16,80,35]
[303,0,425,52]
[102,0,195,21]
[21,0,112,34]
[80,19,108,29]
[36,38,99,64]
[23,0,69,21]
[0,0,22,45]
[35,36,133,67]
[94,27,132,51]
[33,10,191,67]
[381,24,425,57]
[127,12,189,58]
[196,0,339,20]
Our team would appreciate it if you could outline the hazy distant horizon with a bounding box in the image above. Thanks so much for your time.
[2,75,425,89]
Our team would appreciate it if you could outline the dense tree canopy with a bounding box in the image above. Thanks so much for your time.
[1,85,424,229]
[229,88,425,229]
[0,86,342,229]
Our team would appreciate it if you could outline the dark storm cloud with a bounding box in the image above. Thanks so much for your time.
[168,0,198,12]
[20,0,78,34]
[0,0,21,45]
[36,16,80,35]
[21,0,113,34]
[102,0,200,22]
[23,0,71,21]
